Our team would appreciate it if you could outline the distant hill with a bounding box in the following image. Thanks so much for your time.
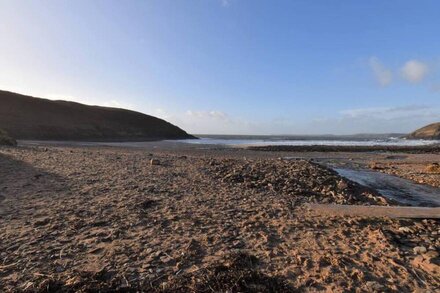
[407,123,440,140]
[0,90,196,141]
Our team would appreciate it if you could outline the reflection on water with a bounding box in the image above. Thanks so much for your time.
[335,168,440,207]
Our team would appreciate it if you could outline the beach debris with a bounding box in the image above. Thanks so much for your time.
[162,252,293,292]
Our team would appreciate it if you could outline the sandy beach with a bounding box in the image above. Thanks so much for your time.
[0,143,439,292]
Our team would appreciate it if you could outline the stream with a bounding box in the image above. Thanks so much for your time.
[334,168,440,207]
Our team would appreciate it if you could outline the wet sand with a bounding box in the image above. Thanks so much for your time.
[0,143,439,292]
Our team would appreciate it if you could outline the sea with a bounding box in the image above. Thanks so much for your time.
[22,134,440,148]
[171,134,440,147]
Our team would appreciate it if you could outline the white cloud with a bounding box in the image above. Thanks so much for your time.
[161,109,262,135]
[369,57,392,86]
[185,110,229,120]
[220,0,230,7]
[401,60,429,83]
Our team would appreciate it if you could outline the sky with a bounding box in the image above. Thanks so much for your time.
[1,0,440,135]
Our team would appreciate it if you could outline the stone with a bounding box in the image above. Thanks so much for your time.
[423,250,439,260]
[366,281,383,291]
[150,159,160,166]
[413,246,427,254]
[55,266,64,273]
[425,163,440,173]
[398,227,412,233]
[369,162,383,170]
[337,180,348,190]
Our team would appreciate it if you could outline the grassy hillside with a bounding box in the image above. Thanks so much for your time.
[0,90,195,141]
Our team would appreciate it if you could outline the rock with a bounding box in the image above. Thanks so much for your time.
[55,266,64,273]
[65,276,81,286]
[411,255,440,275]
[423,250,439,260]
[140,199,157,210]
[398,227,412,233]
[413,246,427,254]
[369,162,383,170]
[150,159,160,166]
[425,163,440,173]
[34,218,50,227]
[337,180,348,190]
[366,281,383,291]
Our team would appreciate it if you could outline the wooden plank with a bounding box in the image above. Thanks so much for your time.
[306,204,440,219]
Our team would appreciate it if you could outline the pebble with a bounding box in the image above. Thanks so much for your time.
[337,180,348,190]
[413,246,427,254]
[366,281,383,290]
[150,159,160,166]
[398,227,412,233]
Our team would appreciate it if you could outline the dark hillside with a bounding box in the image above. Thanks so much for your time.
[0,90,195,141]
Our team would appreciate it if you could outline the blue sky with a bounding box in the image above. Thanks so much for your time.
[1,0,440,134]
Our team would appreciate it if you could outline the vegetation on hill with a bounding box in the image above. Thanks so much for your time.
[407,123,440,140]
[0,129,17,146]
